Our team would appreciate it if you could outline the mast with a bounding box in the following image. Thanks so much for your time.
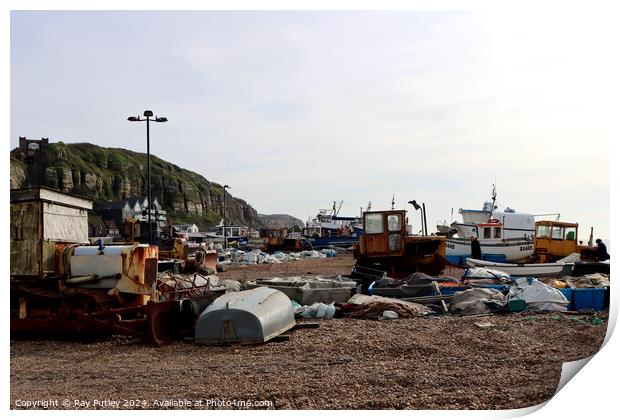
[489,184,497,221]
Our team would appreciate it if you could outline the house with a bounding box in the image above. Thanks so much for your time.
[103,219,120,237]
[99,196,166,228]
[88,216,121,239]
[88,215,107,237]
[172,224,199,234]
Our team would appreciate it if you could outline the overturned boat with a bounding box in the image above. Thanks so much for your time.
[195,287,295,345]
[466,257,574,277]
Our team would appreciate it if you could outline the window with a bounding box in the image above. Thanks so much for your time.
[494,227,502,238]
[387,214,401,232]
[536,225,550,238]
[389,234,402,251]
[483,227,491,239]
[551,226,564,240]
[365,213,384,234]
[565,227,577,241]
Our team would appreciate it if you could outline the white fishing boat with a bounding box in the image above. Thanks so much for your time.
[442,186,536,264]
[466,257,575,277]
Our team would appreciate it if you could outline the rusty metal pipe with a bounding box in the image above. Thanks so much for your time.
[83,304,147,319]
[66,273,122,285]
[66,275,97,284]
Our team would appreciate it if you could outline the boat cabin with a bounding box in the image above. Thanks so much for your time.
[478,221,504,240]
[353,210,446,277]
[302,226,350,238]
[534,221,579,262]
[453,206,534,241]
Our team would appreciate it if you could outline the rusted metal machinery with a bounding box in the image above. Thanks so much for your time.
[12,243,158,336]
[263,228,312,253]
[158,237,218,274]
[10,187,223,345]
[353,209,447,280]
[122,219,218,274]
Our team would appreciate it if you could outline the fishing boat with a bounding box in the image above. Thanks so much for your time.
[466,257,575,277]
[302,201,363,249]
[441,186,536,265]
[205,219,259,246]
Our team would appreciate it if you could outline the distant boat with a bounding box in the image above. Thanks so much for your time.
[466,257,574,277]
[302,202,363,249]
[441,185,536,264]
[205,219,258,245]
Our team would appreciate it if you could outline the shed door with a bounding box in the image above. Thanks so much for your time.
[10,202,41,276]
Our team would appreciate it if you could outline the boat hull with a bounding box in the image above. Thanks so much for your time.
[306,236,358,249]
[445,238,534,265]
[195,287,295,345]
[466,258,574,277]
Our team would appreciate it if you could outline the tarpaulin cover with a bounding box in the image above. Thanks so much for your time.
[345,294,433,319]
[507,277,569,311]
[450,288,506,315]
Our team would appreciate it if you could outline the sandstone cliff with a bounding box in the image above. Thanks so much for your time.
[10,142,261,229]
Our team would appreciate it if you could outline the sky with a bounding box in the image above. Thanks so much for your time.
[10,9,613,240]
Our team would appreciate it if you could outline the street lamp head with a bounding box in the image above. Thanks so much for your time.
[155,117,168,122]
[143,110,154,117]
[127,116,139,122]
[409,200,421,210]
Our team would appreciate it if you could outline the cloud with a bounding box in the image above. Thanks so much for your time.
[10,10,610,238]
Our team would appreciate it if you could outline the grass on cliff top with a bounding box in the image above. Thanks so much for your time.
[10,142,257,229]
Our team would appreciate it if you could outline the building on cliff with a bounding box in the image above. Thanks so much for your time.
[19,137,49,187]
[99,196,166,229]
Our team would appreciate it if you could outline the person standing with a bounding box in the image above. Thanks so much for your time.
[470,235,482,260]
[595,239,610,261]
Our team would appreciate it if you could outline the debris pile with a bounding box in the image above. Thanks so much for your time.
[371,272,461,298]
[556,273,610,289]
[450,288,506,315]
[292,301,336,319]
[246,276,357,305]
[157,271,239,299]
[342,294,434,319]
[217,248,340,266]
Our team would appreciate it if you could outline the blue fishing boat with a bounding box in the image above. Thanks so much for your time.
[302,202,363,249]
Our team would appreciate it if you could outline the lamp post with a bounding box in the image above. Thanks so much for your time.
[222,184,230,248]
[408,200,427,236]
[128,110,167,245]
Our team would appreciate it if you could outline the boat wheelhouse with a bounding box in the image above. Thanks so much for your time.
[444,186,536,265]
[302,202,363,249]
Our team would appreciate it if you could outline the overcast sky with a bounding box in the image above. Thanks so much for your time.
[10,10,611,240]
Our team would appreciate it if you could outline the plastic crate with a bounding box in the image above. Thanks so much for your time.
[573,288,606,311]
[507,299,526,312]
[558,288,574,311]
